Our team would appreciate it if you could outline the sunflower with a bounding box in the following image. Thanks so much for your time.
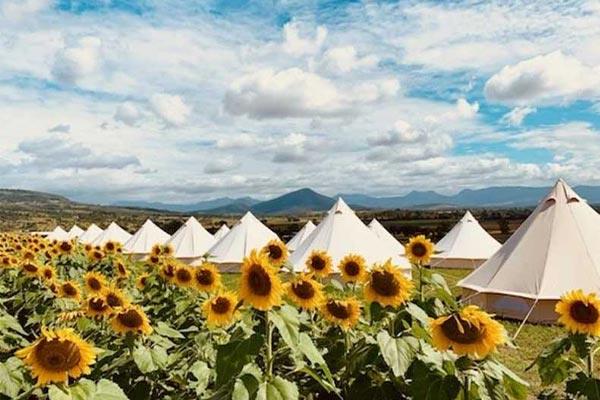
[136,273,150,290]
[21,261,41,277]
[87,249,105,263]
[103,241,118,254]
[39,265,57,281]
[46,280,60,295]
[364,260,413,307]
[202,291,240,328]
[110,305,152,335]
[22,249,36,261]
[84,296,111,318]
[57,310,85,323]
[194,262,221,292]
[174,264,195,288]
[430,305,506,359]
[159,261,176,282]
[83,272,107,293]
[84,244,93,252]
[286,274,324,310]
[261,239,288,268]
[148,254,161,265]
[556,290,600,336]
[239,250,283,311]
[150,244,162,257]
[57,240,73,254]
[59,281,81,301]
[338,254,368,284]
[405,235,434,265]
[161,244,174,257]
[113,259,128,278]
[305,250,332,278]
[102,286,129,309]
[15,327,97,386]
[1,254,14,268]
[321,297,361,330]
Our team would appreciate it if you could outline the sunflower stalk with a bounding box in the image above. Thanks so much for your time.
[265,310,274,379]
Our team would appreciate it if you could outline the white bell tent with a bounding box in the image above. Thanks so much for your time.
[166,216,216,263]
[79,224,103,244]
[287,220,316,252]
[459,179,600,323]
[289,198,410,275]
[368,218,405,256]
[431,211,501,269]
[66,225,85,240]
[91,222,132,247]
[213,224,230,241]
[46,226,69,241]
[124,219,170,257]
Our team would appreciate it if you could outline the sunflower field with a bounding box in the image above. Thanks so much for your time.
[0,232,538,399]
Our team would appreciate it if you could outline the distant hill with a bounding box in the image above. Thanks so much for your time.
[251,188,335,214]
[114,196,260,212]
[0,189,73,209]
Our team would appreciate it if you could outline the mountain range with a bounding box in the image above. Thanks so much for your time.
[5,184,600,216]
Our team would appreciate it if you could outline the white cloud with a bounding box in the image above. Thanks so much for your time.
[204,156,238,174]
[149,94,191,126]
[48,123,70,133]
[367,120,424,146]
[501,106,536,126]
[114,102,142,126]
[51,36,102,84]
[224,68,398,119]
[424,98,479,125]
[484,51,600,105]
[318,46,379,74]
[271,133,312,163]
[1,0,50,20]
[215,133,260,149]
[281,22,327,57]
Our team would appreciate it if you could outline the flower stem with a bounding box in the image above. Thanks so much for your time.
[418,263,424,302]
[265,311,274,379]
[588,352,594,378]
[463,375,469,400]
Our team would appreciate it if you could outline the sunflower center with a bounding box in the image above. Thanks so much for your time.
[247,264,272,296]
[117,309,144,328]
[88,277,102,291]
[35,339,81,372]
[176,268,192,282]
[292,280,315,299]
[311,256,326,271]
[268,245,283,260]
[326,301,350,319]
[440,315,483,344]
[93,251,103,260]
[195,269,214,285]
[89,298,108,312]
[150,255,160,264]
[164,265,175,277]
[570,301,600,324]
[211,297,231,314]
[117,264,126,275]
[411,243,427,258]
[43,269,53,279]
[343,261,360,276]
[106,293,123,308]
[62,283,77,296]
[106,243,115,251]
[371,270,400,297]
[23,263,38,273]
[60,242,72,252]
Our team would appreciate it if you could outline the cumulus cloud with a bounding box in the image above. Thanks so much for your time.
[1,0,50,20]
[17,134,140,170]
[424,98,479,125]
[271,133,313,163]
[215,133,260,149]
[502,106,536,126]
[48,123,70,133]
[149,94,191,126]
[52,36,102,84]
[484,51,600,105]
[204,156,238,174]
[318,46,379,74]
[114,102,142,126]
[282,22,327,56]
[224,68,399,119]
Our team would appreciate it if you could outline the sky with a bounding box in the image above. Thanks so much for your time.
[1,0,600,204]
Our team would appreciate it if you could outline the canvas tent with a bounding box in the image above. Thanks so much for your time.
[213,224,230,241]
[289,198,410,275]
[91,222,131,247]
[67,225,85,240]
[124,219,170,257]
[287,220,316,252]
[368,218,405,256]
[430,211,501,269]
[46,226,69,241]
[459,179,600,323]
[201,212,279,270]
[79,224,103,244]
[166,216,216,263]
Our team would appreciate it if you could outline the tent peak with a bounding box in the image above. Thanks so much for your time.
[330,197,352,214]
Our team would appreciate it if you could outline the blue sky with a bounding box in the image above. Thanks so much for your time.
[1,0,600,203]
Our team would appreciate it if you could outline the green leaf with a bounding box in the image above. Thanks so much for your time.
[132,344,168,373]
[216,334,264,386]
[49,385,72,400]
[377,331,417,377]
[530,336,573,385]
[0,310,27,335]
[155,321,184,339]
[232,379,250,400]
[405,303,430,326]
[256,376,299,400]
[48,379,128,400]
[93,379,129,400]
[566,372,600,400]
[189,361,211,395]
[270,305,300,350]
[0,357,25,398]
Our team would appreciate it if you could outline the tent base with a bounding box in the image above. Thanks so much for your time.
[430,258,486,269]
[462,289,559,324]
